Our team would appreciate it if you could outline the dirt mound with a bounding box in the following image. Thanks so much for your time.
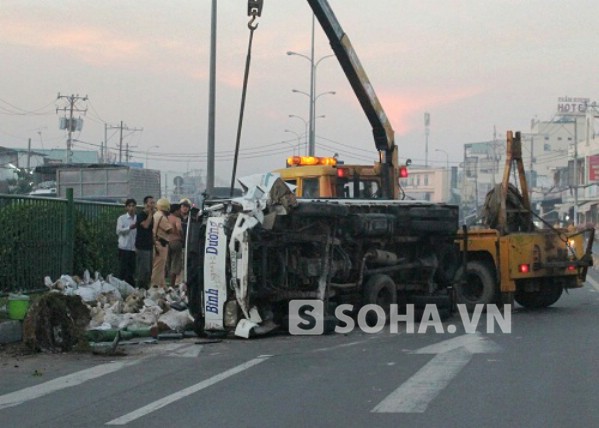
[23,294,91,353]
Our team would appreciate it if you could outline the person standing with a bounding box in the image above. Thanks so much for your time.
[179,198,191,244]
[167,203,183,287]
[152,198,173,289]
[116,198,137,286]
[135,195,155,289]
[178,198,192,284]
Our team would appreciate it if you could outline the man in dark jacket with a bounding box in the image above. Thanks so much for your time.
[135,195,155,289]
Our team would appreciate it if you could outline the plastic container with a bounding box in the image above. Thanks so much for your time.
[7,294,30,320]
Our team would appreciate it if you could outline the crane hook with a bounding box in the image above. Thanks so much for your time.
[248,13,259,30]
[247,0,263,30]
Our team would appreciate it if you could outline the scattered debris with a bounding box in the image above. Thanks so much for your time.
[40,270,193,349]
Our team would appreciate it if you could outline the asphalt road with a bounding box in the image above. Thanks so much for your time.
[2,276,599,428]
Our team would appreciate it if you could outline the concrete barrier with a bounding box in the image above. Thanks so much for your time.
[0,320,23,344]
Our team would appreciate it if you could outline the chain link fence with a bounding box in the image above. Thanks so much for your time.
[0,193,123,294]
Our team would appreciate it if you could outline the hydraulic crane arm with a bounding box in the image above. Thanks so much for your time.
[306,0,398,198]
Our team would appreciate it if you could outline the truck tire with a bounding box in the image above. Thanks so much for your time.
[363,274,397,326]
[515,282,563,309]
[455,261,497,311]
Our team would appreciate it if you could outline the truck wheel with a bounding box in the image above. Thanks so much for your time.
[515,282,563,309]
[455,261,497,311]
[363,274,397,326]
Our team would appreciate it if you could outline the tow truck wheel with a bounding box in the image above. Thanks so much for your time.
[515,281,563,309]
[363,274,397,326]
[455,260,497,311]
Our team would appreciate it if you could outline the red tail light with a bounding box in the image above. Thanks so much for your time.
[567,265,577,271]
[518,264,530,273]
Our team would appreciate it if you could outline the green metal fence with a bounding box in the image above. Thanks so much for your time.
[0,193,123,293]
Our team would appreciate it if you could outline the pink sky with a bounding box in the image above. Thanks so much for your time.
[1,0,597,180]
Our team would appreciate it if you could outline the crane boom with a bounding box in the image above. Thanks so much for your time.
[306,0,398,197]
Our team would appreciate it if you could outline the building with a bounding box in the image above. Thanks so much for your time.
[459,97,599,226]
[528,99,599,225]
[400,165,454,203]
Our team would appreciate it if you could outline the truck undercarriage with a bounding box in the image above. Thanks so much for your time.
[187,175,460,337]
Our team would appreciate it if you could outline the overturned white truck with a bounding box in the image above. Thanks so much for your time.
[186,174,460,338]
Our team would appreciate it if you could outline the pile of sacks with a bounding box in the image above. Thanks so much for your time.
[44,270,193,335]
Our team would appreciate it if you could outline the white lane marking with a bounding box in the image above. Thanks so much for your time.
[372,333,500,413]
[106,355,271,425]
[372,347,472,413]
[312,339,370,353]
[167,344,203,358]
[413,332,502,355]
[586,274,599,292]
[0,359,141,410]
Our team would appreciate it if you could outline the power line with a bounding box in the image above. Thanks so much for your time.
[0,97,55,115]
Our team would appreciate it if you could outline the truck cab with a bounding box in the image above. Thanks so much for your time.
[274,155,408,199]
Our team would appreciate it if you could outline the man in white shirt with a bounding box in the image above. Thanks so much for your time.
[116,198,137,286]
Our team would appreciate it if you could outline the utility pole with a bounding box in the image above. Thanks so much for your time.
[120,121,123,162]
[206,0,217,195]
[56,93,88,164]
[27,138,31,170]
[573,118,579,225]
[424,112,430,167]
[103,122,108,163]
[106,121,143,164]
[125,143,139,163]
[529,119,535,200]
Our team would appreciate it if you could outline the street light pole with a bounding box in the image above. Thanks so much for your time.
[435,148,449,170]
[287,43,334,156]
[309,12,316,157]
[289,114,308,155]
[292,88,335,154]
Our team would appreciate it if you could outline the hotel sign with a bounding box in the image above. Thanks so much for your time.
[557,96,597,116]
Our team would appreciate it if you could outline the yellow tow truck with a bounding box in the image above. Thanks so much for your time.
[456,131,594,309]
[277,132,594,309]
